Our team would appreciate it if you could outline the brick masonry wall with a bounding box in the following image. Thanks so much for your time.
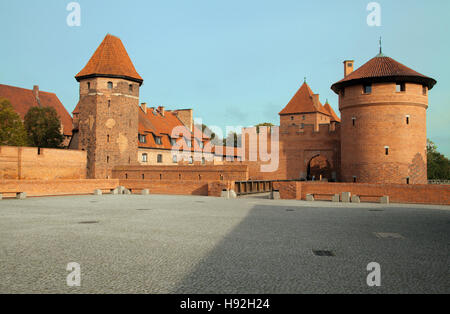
[0,179,118,197]
[119,179,232,197]
[242,124,340,181]
[0,146,87,180]
[112,164,249,181]
[340,82,428,184]
[273,181,450,205]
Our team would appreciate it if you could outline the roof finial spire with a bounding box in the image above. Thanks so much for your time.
[379,36,382,54]
[304,77,307,83]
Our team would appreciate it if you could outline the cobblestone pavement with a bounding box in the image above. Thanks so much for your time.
[0,194,448,294]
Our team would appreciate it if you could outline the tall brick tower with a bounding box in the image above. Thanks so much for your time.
[72,34,143,179]
[331,52,436,184]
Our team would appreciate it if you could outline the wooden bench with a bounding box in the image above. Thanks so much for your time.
[0,191,27,200]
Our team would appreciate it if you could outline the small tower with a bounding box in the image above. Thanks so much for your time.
[72,34,143,179]
[331,52,436,184]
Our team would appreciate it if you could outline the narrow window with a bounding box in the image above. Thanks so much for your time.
[220,174,224,181]
[107,134,110,143]
[107,81,113,89]
[202,157,206,165]
[396,82,406,92]
[363,84,372,94]
[157,154,163,163]
[142,153,148,163]
[129,84,133,92]
[385,146,389,156]
[179,174,182,180]
[107,156,110,163]
[108,100,111,109]
[37,147,41,155]
[142,174,145,180]
[406,115,410,125]
[198,175,202,180]
[87,82,91,90]
[172,155,177,163]
[353,176,357,183]
[406,177,410,185]
[160,174,162,180]
[189,156,193,164]
[422,85,427,96]
[125,173,128,179]
[352,117,356,127]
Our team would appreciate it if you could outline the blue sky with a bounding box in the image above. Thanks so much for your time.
[0,0,449,156]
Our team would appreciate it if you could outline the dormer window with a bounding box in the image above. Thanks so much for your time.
[107,81,113,89]
[138,134,147,143]
[363,84,372,94]
[185,137,192,148]
[170,137,177,146]
[153,135,162,145]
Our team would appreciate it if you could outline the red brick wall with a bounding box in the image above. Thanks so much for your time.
[119,179,233,197]
[273,181,450,205]
[74,77,140,179]
[340,82,428,184]
[242,124,340,181]
[112,164,249,181]
[0,179,118,197]
[0,146,87,180]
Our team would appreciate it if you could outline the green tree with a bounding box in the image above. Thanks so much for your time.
[223,131,241,147]
[24,106,64,148]
[427,139,450,180]
[0,98,29,146]
[255,122,274,133]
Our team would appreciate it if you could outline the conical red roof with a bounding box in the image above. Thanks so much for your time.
[323,101,340,123]
[331,54,436,93]
[279,82,330,116]
[75,34,143,85]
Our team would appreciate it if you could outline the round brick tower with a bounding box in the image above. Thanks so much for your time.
[331,52,436,184]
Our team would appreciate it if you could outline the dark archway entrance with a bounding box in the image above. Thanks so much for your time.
[307,155,332,181]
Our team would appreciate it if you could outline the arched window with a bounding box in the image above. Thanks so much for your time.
[107,81,113,89]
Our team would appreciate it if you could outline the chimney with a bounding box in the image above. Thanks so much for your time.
[175,109,193,132]
[312,94,320,109]
[141,102,147,114]
[344,60,354,77]
[158,106,165,116]
[33,85,41,107]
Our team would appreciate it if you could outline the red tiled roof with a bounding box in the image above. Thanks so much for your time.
[279,82,330,116]
[331,54,437,93]
[0,84,73,136]
[138,107,208,152]
[75,34,143,85]
[323,101,341,123]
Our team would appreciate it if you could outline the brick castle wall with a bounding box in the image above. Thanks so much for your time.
[74,77,140,179]
[340,82,428,184]
[0,179,118,197]
[0,146,87,180]
[112,164,249,181]
[273,181,450,205]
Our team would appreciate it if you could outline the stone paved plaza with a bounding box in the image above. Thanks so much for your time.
[0,194,448,294]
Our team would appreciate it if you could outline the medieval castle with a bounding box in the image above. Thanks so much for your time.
[1,34,437,186]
